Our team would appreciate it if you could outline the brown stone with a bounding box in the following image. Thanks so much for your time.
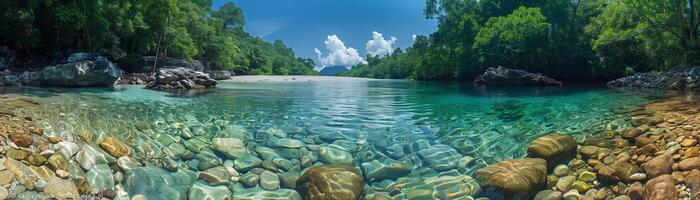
[474,158,547,199]
[27,153,47,166]
[99,137,131,157]
[6,148,28,161]
[681,139,698,147]
[635,137,654,148]
[679,157,700,171]
[685,147,700,158]
[527,133,577,167]
[610,161,640,182]
[0,170,14,185]
[627,182,644,200]
[579,146,600,158]
[644,154,673,178]
[8,133,32,148]
[47,154,68,170]
[75,177,91,194]
[643,175,677,200]
[296,164,364,200]
[685,170,700,199]
[635,144,658,156]
[621,128,642,139]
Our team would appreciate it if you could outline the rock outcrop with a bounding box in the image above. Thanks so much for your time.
[146,67,217,90]
[0,53,122,87]
[474,66,562,86]
[607,66,700,90]
[208,70,232,80]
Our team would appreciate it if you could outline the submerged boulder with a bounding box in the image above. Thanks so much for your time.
[474,66,562,86]
[607,66,700,90]
[527,133,577,167]
[123,167,197,200]
[474,158,547,199]
[296,164,364,200]
[146,67,217,90]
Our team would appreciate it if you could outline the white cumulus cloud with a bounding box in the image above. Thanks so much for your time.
[315,35,366,69]
[366,31,397,57]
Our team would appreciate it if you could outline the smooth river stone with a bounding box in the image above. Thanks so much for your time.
[47,154,68,171]
[527,133,576,167]
[124,167,197,200]
[260,170,280,191]
[194,150,221,171]
[85,164,114,190]
[232,186,302,200]
[644,175,677,200]
[385,175,480,199]
[75,145,116,170]
[361,159,412,182]
[188,181,231,200]
[233,153,262,172]
[218,124,250,140]
[8,133,33,148]
[267,137,305,149]
[212,138,247,159]
[116,156,140,171]
[474,158,547,199]
[6,149,28,160]
[255,147,281,161]
[644,154,673,178]
[44,177,79,199]
[4,158,38,187]
[27,153,47,166]
[318,146,353,164]
[165,143,188,159]
[183,138,209,154]
[680,157,700,171]
[99,137,131,157]
[296,164,364,200]
[0,170,14,185]
[198,166,231,186]
[417,144,461,171]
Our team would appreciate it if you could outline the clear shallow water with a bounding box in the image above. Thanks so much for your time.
[0,80,668,198]
[9,81,656,166]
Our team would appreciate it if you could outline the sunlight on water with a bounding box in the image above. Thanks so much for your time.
[4,80,661,199]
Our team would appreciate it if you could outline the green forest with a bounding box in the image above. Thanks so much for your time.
[0,0,317,75]
[344,0,700,80]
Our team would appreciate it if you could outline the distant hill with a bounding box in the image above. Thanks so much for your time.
[319,65,349,76]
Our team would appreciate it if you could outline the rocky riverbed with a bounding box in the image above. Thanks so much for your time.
[0,87,690,200]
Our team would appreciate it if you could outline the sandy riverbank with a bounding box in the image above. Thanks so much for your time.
[223,75,377,82]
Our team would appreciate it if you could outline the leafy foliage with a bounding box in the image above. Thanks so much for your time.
[346,0,700,80]
[0,0,316,75]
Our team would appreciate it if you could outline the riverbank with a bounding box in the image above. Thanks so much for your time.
[225,75,376,82]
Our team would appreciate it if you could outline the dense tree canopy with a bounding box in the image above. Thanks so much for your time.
[344,0,700,81]
[0,0,316,75]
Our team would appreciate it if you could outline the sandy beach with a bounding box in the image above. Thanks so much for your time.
[224,75,377,82]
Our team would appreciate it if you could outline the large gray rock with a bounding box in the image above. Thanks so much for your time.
[36,53,122,86]
[123,167,197,200]
[146,67,217,90]
[608,66,700,90]
[208,70,232,80]
[474,66,562,86]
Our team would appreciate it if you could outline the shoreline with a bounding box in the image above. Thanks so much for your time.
[223,75,379,83]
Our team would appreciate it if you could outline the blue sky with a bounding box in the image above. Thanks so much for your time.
[213,0,437,68]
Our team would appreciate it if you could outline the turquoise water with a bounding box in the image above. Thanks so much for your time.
[2,80,664,198]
